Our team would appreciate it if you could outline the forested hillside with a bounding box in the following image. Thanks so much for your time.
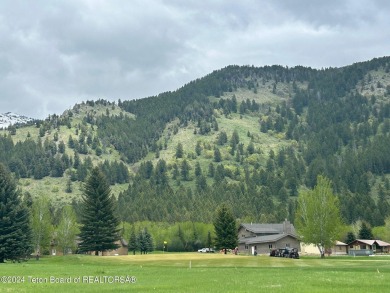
[1,56,390,228]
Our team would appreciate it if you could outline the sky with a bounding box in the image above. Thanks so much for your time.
[1,0,389,119]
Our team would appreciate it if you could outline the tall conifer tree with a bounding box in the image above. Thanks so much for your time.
[213,204,237,253]
[78,167,120,255]
[0,163,32,262]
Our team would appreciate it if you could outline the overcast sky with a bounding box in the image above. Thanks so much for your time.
[1,0,389,119]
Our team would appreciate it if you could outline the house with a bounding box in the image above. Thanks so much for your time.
[238,220,300,255]
[348,239,390,256]
[300,241,348,256]
[102,238,128,256]
[331,241,348,255]
[49,237,80,256]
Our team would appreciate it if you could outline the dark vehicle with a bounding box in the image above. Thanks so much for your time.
[288,248,299,259]
[270,248,299,259]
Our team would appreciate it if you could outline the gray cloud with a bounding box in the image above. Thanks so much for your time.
[0,0,389,119]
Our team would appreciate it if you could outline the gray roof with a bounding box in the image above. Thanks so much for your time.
[240,221,296,235]
[239,233,299,245]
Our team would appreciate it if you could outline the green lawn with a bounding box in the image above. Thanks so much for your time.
[1,253,390,292]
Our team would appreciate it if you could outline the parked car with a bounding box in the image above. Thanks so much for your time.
[198,248,215,253]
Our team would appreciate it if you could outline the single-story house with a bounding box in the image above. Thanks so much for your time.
[49,238,79,256]
[238,220,300,255]
[331,241,348,255]
[348,239,390,255]
[102,238,129,256]
[300,241,348,256]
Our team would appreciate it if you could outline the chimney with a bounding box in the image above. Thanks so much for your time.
[283,219,292,234]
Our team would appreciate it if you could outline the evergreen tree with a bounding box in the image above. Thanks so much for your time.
[195,141,202,156]
[217,131,228,145]
[246,141,255,155]
[175,142,184,159]
[0,164,32,262]
[207,231,213,249]
[208,163,215,178]
[73,151,80,169]
[138,228,153,254]
[58,141,66,153]
[171,163,179,180]
[345,232,356,244]
[213,204,237,253]
[181,159,190,181]
[78,167,120,255]
[128,226,138,255]
[214,147,222,162]
[230,130,240,150]
[65,178,72,193]
[358,222,373,239]
[145,229,154,253]
[214,164,225,184]
[196,175,208,192]
[194,162,202,177]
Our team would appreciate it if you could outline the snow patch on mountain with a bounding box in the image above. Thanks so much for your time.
[0,112,35,129]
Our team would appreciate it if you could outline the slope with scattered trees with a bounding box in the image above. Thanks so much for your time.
[0,57,389,246]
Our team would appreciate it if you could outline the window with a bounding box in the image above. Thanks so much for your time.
[245,245,249,250]
[269,244,273,249]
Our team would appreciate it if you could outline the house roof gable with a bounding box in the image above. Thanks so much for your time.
[349,239,390,247]
[240,221,296,235]
[374,240,390,247]
[239,233,299,245]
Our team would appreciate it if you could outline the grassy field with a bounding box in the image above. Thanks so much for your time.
[1,253,389,292]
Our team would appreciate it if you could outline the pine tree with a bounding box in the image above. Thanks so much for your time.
[0,163,32,263]
[78,167,120,255]
[175,142,184,159]
[213,204,237,253]
[138,228,153,254]
[214,147,222,162]
[195,141,202,156]
[345,232,356,244]
[181,159,190,181]
[358,222,373,240]
[144,229,154,253]
[128,226,138,255]
[207,231,213,250]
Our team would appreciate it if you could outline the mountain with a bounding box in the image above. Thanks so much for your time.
[0,112,35,129]
[1,56,390,226]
